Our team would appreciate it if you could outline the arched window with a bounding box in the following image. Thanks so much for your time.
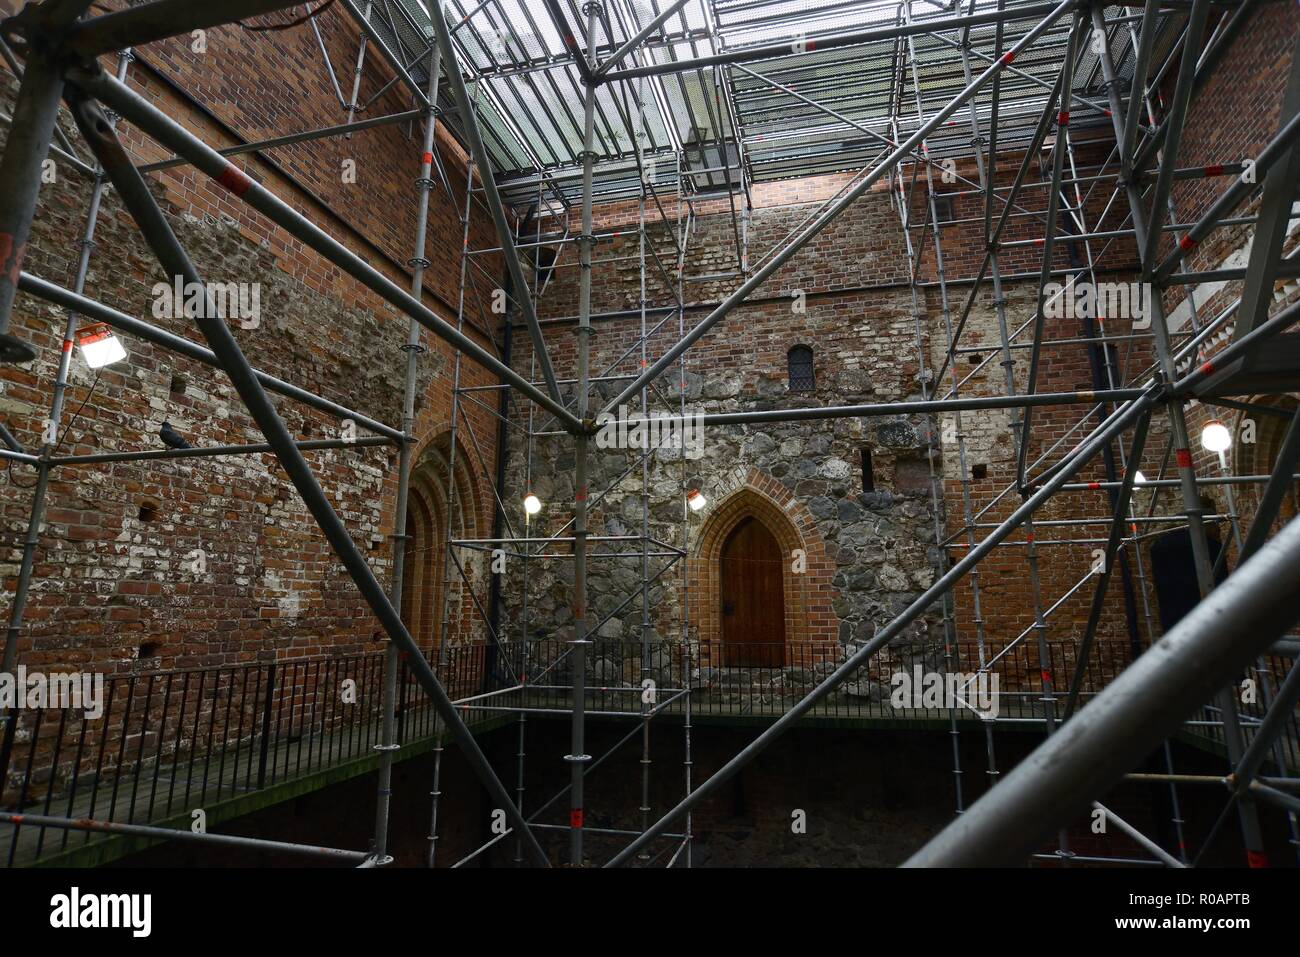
[787,345,815,392]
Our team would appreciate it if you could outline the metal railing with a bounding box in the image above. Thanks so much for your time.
[493,637,1138,721]
[0,643,499,867]
[2,636,1293,866]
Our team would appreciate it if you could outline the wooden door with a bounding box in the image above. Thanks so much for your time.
[720,517,786,667]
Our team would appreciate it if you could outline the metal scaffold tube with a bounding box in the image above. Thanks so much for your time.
[369,39,442,869]
[565,0,602,869]
[429,80,483,869]
[67,67,584,434]
[1089,0,1268,864]
[425,0,563,406]
[13,274,402,440]
[62,82,550,868]
[0,47,132,802]
[906,511,1300,867]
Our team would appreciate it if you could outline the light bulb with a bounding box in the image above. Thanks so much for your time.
[522,492,541,515]
[1201,420,1231,453]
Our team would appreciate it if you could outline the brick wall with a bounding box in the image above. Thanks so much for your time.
[0,2,507,678]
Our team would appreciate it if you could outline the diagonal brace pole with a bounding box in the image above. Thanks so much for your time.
[597,0,1075,416]
[424,0,564,406]
[906,511,1300,867]
[68,66,583,434]
[68,91,550,867]
[605,384,1157,865]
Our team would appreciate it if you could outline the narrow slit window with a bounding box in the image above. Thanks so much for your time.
[861,448,875,493]
[787,345,815,392]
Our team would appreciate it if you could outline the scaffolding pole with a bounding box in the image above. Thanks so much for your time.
[906,511,1300,867]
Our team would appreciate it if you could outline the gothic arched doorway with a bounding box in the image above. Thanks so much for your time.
[688,477,840,669]
[720,516,786,667]
[399,432,482,652]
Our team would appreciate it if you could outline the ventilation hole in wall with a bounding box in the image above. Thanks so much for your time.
[968,353,982,364]
[169,374,187,396]
[861,448,875,493]
[971,463,988,480]
[138,501,158,522]
[138,641,161,659]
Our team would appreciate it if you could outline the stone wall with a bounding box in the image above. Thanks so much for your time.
[502,138,1161,685]
[502,186,947,678]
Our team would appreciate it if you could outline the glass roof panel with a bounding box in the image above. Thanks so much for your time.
[371,1,1163,206]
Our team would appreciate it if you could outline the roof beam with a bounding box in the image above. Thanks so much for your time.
[598,2,1065,83]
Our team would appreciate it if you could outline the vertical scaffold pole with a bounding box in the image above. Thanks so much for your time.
[566,0,602,868]
[429,80,480,869]
[631,71,655,860]
[1089,0,1267,866]
[0,44,131,824]
[372,40,440,868]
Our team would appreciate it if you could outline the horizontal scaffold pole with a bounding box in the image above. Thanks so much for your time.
[17,273,403,441]
[0,811,368,863]
[598,1,1067,82]
[68,0,302,57]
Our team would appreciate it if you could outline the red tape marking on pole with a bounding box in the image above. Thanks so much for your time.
[215,166,253,197]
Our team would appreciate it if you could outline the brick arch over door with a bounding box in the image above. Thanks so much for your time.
[1233,394,1300,528]
[401,431,483,651]
[688,472,839,661]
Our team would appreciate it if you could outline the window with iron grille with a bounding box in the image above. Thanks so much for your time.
[787,345,815,392]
